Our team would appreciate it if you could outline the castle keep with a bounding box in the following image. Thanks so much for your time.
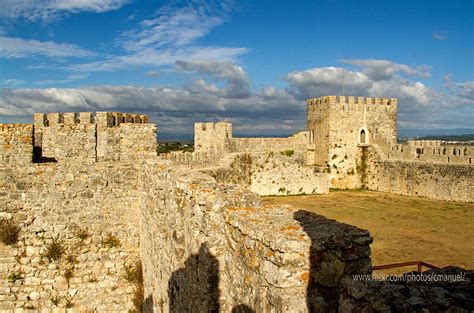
[0,96,473,311]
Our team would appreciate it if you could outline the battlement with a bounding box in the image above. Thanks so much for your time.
[195,121,232,133]
[33,112,149,127]
[306,95,397,106]
[1,111,156,165]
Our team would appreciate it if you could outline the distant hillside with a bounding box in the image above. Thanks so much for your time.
[417,134,474,141]
[401,134,474,142]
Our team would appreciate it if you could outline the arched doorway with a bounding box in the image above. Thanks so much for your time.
[359,129,366,144]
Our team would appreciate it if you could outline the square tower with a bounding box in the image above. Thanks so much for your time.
[306,95,397,188]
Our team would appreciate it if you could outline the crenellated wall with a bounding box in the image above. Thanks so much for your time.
[306,95,398,189]
[6,112,158,164]
[366,145,473,202]
[386,140,472,165]
[194,122,311,156]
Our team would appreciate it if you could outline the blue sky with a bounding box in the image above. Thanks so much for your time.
[0,0,472,137]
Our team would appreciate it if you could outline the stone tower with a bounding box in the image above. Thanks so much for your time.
[306,95,397,188]
[194,122,233,154]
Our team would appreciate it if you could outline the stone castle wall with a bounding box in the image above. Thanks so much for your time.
[139,160,372,312]
[0,162,141,311]
[366,145,473,202]
[194,122,310,155]
[307,96,398,189]
[33,112,155,163]
[205,152,329,196]
[229,131,310,153]
[387,140,472,165]
[0,124,32,165]
[1,110,473,311]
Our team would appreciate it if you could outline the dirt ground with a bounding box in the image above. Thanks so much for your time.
[263,190,474,273]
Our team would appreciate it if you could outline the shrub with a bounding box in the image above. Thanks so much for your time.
[51,296,60,306]
[44,240,65,261]
[102,234,121,248]
[124,260,144,312]
[75,228,89,240]
[280,150,294,157]
[0,219,20,245]
[7,271,22,283]
[66,254,77,264]
[63,267,74,282]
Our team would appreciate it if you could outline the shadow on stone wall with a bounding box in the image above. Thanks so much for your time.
[294,210,341,312]
[293,210,372,312]
[168,243,220,313]
[166,243,256,313]
[231,304,255,313]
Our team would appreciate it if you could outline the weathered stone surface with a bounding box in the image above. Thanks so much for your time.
[1,108,472,312]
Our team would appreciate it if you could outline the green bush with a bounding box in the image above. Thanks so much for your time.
[124,260,144,312]
[280,150,295,157]
[44,240,65,261]
[0,219,20,245]
[7,271,22,283]
[75,228,89,240]
[102,234,121,248]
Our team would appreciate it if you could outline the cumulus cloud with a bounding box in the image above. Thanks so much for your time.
[177,60,250,98]
[0,0,129,21]
[286,59,431,108]
[1,58,473,134]
[176,60,247,81]
[343,58,431,80]
[0,36,95,59]
[0,81,304,134]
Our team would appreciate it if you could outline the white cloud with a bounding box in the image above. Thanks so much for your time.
[68,46,246,72]
[432,31,448,41]
[33,74,89,85]
[286,60,431,107]
[146,70,160,77]
[1,59,472,133]
[125,6,222,50]
[0,0,129,21]
[177,60,250,98]
[0,36,95,59]
[176,60,247,81]
[342,58,431,80]
[67,2,247,72]
[0,78,24,86]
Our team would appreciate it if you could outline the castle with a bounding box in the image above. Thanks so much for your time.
[0,96,472,311]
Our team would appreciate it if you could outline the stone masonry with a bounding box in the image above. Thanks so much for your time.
[1,103,473,312]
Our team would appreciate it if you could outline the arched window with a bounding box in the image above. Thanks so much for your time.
[359,129,366,144]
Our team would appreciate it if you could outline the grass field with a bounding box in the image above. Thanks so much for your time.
[263,190,474,273]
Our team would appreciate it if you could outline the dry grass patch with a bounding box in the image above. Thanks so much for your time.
[263,190,474,273]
